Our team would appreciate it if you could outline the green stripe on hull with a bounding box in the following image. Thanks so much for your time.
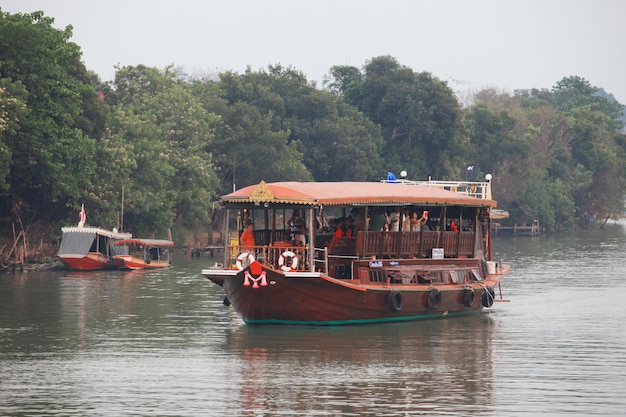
[243,309,483,326]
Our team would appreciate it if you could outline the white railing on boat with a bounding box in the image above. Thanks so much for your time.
[380,178,492,200]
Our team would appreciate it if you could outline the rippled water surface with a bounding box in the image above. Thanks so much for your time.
[2,221,626,416]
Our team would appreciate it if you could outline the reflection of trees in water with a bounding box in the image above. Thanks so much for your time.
[227,315,498,415]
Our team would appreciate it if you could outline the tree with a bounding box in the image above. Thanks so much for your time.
[323,65,363,100]
[216,65,386,184]
[464,82,626,229]
[286,82,384,181]
[327,56,463,180]
[107,65,220,239]
[0,10,106,221]
[211,100,312,192]
[552,76,624,131]
[464,89,579,229]
[290,107,383,181]
[0,79,28,193]
[550,76,626,220]
[208,69,314,191]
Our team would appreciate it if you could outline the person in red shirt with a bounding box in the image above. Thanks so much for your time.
[240,222,255,251]
[327,219,344,252]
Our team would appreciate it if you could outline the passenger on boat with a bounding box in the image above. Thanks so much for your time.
[327,218,349,252]
[388,207,401,231]
[402,208,411,231]
[341,217,354,237]
[292,229,306,247]
[287,209,304,239]
[369,207,387,231]
[350,208,367,232]
[381,222,392,252]
[240,222,255,252]
[410,211,428,231]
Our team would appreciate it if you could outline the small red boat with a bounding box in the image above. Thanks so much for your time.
[112,238,174,270]
[202,177,510,325]
[58,226,132,271]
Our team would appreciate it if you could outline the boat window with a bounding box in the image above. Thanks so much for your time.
[449,270,461,284]
[471,269,483,282]
[417,272,437,283]
[368,269,387,283]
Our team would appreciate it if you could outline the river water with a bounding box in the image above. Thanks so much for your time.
[2,221,626,416]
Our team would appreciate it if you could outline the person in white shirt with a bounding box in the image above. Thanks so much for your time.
[388,207,401,232]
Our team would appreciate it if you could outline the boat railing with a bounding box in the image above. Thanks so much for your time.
[252,230,291,246]
[328,236,357,256]
[358,230,475,259]
[225,229,475,274]
[380,178,492,200]
[313,247,329,274]
[225,243,312,272]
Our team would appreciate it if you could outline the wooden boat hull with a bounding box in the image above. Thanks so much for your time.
[112,255,170,270]
[203,179,511,326]
[206,264,508,325]
[59,252,116,271]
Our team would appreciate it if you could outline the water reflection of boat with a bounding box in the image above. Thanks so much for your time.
[227,315,497,415]
[57,226,132,271]
[112,238,174,270]
[203,178,510,325]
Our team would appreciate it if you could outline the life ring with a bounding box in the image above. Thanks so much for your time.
[481,287,496,308]
[387,290,403,312]
[426,288,442,310]
[236,252,255,270]
[278,250,298,272]
[463,288,475,307]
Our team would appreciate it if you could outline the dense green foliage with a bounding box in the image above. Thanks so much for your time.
[329,56,463,179]
[1,9,625,241]
[0,10,101,218]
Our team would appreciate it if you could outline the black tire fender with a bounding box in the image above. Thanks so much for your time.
[387,290,403,312]
[463,288,476,307]
[427,288,442,310]
[481,287,496,308]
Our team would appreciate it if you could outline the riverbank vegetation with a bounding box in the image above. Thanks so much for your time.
[1,10,625,259]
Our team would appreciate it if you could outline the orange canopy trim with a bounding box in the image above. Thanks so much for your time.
[221,181,497,208]
[114,239,174,247]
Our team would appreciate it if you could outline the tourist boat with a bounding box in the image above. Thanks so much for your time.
[57,226,132,270]
[112,238,174,270]
[202,177,510,325]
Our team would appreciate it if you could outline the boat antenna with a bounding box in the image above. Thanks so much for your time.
[121,185,125,232]
[233,152,236,192]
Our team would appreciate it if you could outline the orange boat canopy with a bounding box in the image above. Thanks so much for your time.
[220,181,497,208]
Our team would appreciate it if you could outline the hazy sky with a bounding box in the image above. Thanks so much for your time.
[4,0,626,103]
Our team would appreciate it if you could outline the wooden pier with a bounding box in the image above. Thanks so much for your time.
[493,220,540,236]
